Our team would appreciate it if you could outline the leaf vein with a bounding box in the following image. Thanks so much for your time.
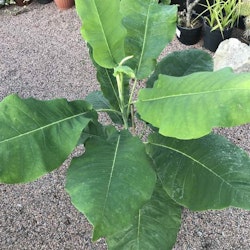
[0,112,89,144]
[141,88,250,102]
[102,133,121,217]
[150,142,232,188]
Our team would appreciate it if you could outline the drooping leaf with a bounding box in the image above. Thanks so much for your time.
[0,94,95,184]
[78,120,117,145]
[137,68,250,139]
[66,127,156,240]
[147,132,250,211]
[75,0,127,68]
[147,49,213,88]
[88,44,130,114]
[120,0,177,79]
[85,91,123,124]
[107,182,182,250]
[97,66,120,110]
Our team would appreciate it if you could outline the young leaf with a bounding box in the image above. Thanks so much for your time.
[75,0,127,68]
[66,127,156,240]
[147,133,250,211]
[0,94,95,184]
[88,44,130,113]
[137,68,250,139]
[77,120,117,146]
[113,65,135,79]
[120,0,177,79]
[147,49,213,88]
[107,182,182,250]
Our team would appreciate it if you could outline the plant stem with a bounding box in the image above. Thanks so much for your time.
[127,79,138,117]
[116,73,128,129]
[125,78,138,132]
[186,0,201,27]
[96,109,122,115]
[130,104,135,134]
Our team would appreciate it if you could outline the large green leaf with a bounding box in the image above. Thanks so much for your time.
[107,182,182,250]
[147,49,213,88]
[136,68,250,139]
[0,94,95,184]
[75,0,126,68]
[147,133,250,211]
[120,0,177,79]
[66,127,156,240]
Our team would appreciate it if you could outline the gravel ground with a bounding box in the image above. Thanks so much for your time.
[0,2,250,249]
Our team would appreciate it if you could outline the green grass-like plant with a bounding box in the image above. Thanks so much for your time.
[1,0,250,249]
[201,0,241,33]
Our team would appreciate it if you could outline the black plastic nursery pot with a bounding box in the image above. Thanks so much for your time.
[176,16,203,45]
[176,24,203,45]
[203,21,233,52]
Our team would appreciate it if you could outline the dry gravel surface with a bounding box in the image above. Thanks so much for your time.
[0,2,250,249]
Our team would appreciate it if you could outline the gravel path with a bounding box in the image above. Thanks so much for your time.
[0,2,250,249]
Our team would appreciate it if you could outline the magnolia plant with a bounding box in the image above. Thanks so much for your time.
[1,0,250,249]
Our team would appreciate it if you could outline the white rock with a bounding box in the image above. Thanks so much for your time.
[213,38,250,73]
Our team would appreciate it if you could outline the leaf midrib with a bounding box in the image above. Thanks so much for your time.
[102,134,121,217]
[93,1,114,63]
[137,3,151,75]
[136,209,142,249]
[0,112,89,144]
[104,68,120,107]
[139,88,249,102]
[150,142,232,188]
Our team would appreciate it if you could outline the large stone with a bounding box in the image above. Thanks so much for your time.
[213,38,250,73]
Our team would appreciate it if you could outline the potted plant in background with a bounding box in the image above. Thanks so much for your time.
[54,0,74,10]
[202,0,241,52]
[170,0,214,13]
[193,0,214,15]
[14,0,31,6]
[176,0,204,45]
